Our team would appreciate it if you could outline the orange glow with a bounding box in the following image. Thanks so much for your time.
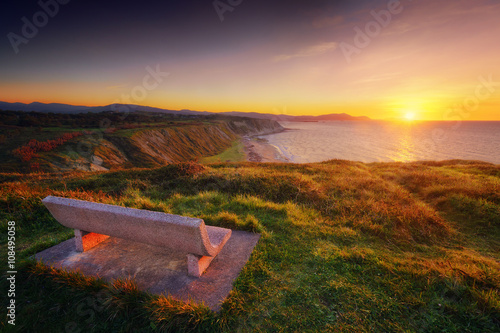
[1,1,499,120]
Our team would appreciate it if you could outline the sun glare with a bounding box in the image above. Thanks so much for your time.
[404,112,416,121]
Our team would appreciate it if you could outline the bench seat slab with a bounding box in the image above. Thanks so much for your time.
[43,195,233,277]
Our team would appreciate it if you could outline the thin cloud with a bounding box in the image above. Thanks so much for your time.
[381,0,500,37]
[274,42,338,62]
[353,72,403,85]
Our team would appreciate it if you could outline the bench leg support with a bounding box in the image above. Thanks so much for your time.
[74,229,110,252]
[187,254,216,277]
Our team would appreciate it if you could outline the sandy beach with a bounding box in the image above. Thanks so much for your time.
[242,136,290,163]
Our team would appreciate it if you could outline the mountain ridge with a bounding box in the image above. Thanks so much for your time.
[0,101,371,121]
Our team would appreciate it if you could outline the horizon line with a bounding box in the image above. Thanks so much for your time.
[1,100,499,121]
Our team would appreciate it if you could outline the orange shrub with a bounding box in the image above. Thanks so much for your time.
[13,132,84,162]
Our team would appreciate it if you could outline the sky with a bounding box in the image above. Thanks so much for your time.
[1,0,500,120]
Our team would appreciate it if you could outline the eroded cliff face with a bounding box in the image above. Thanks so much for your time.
[225,118,285,136]
[49,118,283,171]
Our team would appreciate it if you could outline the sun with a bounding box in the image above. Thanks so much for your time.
[404,112,416,121]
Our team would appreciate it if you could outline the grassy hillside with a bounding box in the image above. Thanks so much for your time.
[200,141,246,163]
[0,111,283,173]
[0,160,499,332]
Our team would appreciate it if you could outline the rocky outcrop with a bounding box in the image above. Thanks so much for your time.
[225,118,284,136]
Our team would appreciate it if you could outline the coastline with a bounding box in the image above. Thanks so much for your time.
[242,121,500,165]
[242,135,290,163]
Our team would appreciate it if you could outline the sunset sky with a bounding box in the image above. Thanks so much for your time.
[1,0,499,120]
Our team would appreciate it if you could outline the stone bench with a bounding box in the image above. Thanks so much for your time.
[42,196,232,277]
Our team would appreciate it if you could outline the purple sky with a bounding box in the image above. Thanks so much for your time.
[1,0,500,120]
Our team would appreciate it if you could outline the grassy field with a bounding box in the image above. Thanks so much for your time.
[0,160,499,332]
[0,114,277,173]
[200,140,246,164]
[0,121,233,173]
[0,126,87,172]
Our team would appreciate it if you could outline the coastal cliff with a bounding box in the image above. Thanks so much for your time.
[48,118,283,171]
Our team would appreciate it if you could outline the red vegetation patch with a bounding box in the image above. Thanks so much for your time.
[12,132,87,162]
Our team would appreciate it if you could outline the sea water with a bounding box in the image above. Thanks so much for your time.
[261,121,500,164]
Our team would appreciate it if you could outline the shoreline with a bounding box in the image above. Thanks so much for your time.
[241,136,291,163]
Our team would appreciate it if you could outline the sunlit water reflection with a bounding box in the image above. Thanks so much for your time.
[261,121,500,164]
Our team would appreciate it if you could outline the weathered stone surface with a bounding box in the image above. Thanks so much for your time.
[42,196,232,276]
[35,231,260,311]
[42,196,231,257]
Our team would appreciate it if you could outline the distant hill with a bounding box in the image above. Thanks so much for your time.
[0,101,371,121]
[0,102,94,113]
[0,101,208,116]
[221,111,371,122]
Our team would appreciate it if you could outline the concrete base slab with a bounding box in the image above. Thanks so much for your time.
[35,231,260,311]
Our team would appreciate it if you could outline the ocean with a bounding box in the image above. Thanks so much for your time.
[260,121,500,164]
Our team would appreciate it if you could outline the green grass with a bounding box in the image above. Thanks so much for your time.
[200,140,246,164]
[0,127,64,172]
[0,119,234,173]
[0,126,104,173]
[0,160,499,332]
